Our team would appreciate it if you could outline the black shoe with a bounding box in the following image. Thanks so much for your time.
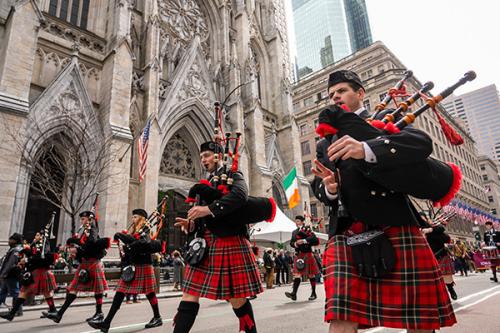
[14,311,22,317]
[40,310,58,318]
[87,319,109,333]
[0,313,14,321]
[490,277,498,282]
[308,293,317,301]
[86,312,104,322]
[44,311,62,323]
[285,292,297,301]
[145,317,163,329]
[448,287,458,300]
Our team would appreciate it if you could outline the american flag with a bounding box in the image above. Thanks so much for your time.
[138,120,151,183]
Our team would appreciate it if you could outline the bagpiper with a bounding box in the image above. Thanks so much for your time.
[285,215,320,301]
[172,141,263,333]
[88,208,164,332]
[1,231,57,321]
[420,212,457,300]
[44,211,110,323]
[311,70,457,332]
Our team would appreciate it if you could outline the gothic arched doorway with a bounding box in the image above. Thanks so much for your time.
[23,141,65,248]
[157,190,189,254]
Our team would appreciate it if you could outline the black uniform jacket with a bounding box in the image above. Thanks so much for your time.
[311,110,432,236]
[425,225,451,258]
[290,226,319,254]
[114,232,162,265]
[197,170,250,238]
[67,226,110,260]
[484,229,500,249]
[21,242,55,270]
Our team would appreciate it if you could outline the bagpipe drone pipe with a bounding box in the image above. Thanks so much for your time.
[315,71,476,208]
[185,102,276,225]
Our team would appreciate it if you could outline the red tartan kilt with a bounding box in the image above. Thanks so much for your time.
[438,254,455,276]
[116,264,156,295]
[21,268,56,295]
[293,252,320,277]
[323,225,456,330]
[68,258,108,293]
[182,231,263,300]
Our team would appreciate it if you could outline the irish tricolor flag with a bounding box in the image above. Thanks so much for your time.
[284,167,300,209]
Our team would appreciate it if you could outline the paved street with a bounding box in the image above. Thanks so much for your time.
[0,272,499,333]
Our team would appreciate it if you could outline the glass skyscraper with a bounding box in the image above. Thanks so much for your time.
[292,0,373,79]
[443,85,500,163]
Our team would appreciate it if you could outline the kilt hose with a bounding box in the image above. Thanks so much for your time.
[21,268,57,295]
[182,231,263,300]
[438,254,455,276]
[116,264,156,295]
[324,225,456,330]
[68,258,108,293]
[293,252,320,277]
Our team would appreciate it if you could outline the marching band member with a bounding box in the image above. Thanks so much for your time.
[483,221,500,282]
[312,70,456,332]
[88,208,164,332]
[172,141,262,333]
[420,212,458,300]
[0,232,57,321]
[44,211,110,323]
[285,216,320,301]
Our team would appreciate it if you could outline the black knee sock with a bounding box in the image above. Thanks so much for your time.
[309,278,316,294]
[7,297,25,316]
[95,293,103,313]
[45,297,56,312]
[233,300,256,333]
[103,292,125,326]
[492,267,497,278]
[173,301,200,333]
[292,278,301,295]
[58,293,77,316]
[146,293,160,318]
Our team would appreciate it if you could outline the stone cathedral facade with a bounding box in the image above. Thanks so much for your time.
[0,0,309,251]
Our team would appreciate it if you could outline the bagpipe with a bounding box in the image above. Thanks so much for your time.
[185,102,276,225]
[66,193,110,259]
[116,198,168,246]
[316,71,476,208]
[19,212,58,286]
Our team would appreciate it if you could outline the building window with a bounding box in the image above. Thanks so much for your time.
[483,174,488,181]
[303,160,312,176]
[363,99,371,111]
[488,196,494,203]
[313,118,319,129]
[310,203,318,217]
[304,96,314,107]
[301,141,311,155]
[379,93,386,102]
[299,124,308,136]
[293,102,300,112]
[48,0,91,30]
[480,164,485,171]
[492,208,497,215]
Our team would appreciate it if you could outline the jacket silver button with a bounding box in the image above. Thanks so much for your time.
[390,148,396,154]
[384,139,390,144]
[371,190,376,195]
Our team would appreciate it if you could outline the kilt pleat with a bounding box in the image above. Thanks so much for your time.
[324,225,456,330]
[68,258,108,293]
[21,268,57,295]
[116,264,156,295]
[182,231,263,300]
[438,254,455,276]
[293,252,320,277]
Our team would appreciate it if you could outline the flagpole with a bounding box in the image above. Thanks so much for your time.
[118,114,155,162]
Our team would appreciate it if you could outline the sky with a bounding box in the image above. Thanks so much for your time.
[286,0,500,95]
